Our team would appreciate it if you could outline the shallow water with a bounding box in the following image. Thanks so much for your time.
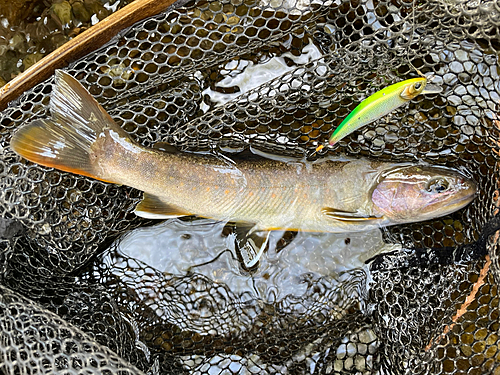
[199,39,325,110]
[0,0,130,85]
[116,218,400,302]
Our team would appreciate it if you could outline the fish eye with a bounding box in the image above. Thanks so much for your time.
[414,82,422,90]
[426,177,449,193]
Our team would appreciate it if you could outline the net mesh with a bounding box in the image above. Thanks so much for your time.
[1,0,500,373]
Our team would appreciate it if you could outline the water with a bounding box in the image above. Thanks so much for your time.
[197,38,325,111]
[0,0,130,85]
[116,218,400,302]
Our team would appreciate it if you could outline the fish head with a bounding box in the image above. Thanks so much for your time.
[371,166,476,223]
[399,77,428,100]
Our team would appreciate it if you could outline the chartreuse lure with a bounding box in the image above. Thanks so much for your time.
[317,77,440,151]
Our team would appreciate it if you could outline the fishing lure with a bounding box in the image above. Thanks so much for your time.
[316,76,441,152]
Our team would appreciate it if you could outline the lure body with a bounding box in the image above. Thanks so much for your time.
[328,77,428,146]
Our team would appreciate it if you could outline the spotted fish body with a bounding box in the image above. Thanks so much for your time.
[10,71,476,234]
[101,147,409,232]
[328,77,428,146]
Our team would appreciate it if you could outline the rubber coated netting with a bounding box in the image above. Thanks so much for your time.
[1,0,500,373]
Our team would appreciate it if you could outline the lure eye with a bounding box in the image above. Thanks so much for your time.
[414,82,422,90]
[426,177,449,193]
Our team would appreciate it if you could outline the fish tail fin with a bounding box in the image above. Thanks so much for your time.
[10,70,127,183]
[10,118,104,181]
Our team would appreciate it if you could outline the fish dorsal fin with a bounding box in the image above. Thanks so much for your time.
[134,193,192,219]
[321,207,381,222]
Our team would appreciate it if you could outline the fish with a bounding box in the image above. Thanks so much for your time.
[316,77,441,151]
[10,71,475,237]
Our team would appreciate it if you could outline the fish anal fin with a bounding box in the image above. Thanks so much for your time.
[321,207,381,222]
[134,193,192,219]
[232,224,270,269]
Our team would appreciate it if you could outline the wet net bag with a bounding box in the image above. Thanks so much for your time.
[1,0,500,373]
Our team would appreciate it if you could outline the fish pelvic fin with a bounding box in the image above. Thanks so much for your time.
[10,70,128,183]
[134,193,192,219]
[321,207,382,223]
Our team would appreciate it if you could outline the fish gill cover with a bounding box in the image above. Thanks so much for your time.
[0,0,500,374]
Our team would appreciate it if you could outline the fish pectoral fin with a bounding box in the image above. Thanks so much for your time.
[134,193,192,219]
[321,207,381,222]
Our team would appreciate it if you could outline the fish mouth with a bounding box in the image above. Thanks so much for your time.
[447,190,476,211]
